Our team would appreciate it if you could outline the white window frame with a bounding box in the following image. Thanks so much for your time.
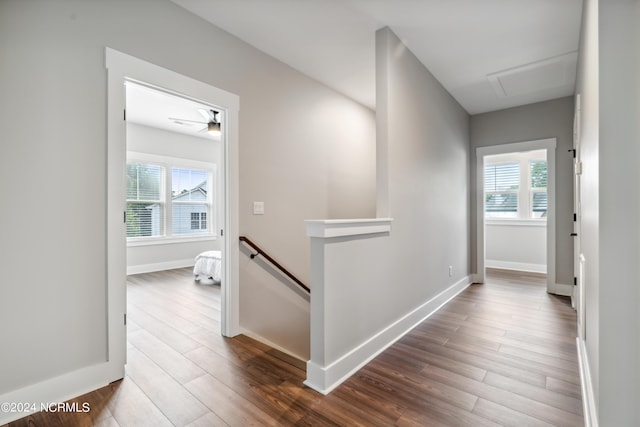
[484,149,547,225]
[126,151,217,246]
[125,162,166,238]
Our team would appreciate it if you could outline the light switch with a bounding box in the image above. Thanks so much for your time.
[253,201,265,215]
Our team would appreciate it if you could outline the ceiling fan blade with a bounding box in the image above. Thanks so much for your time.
[168,117,207,124]
[198,126,208,133]
[198,108,213,122]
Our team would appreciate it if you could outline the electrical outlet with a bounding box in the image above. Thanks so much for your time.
[448,265,453,277]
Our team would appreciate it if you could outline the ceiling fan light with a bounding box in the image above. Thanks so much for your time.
[207,121,221,136]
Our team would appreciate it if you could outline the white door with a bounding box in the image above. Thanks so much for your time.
[573,94,585,339]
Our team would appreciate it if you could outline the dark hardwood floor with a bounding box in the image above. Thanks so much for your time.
[4,267,583,426]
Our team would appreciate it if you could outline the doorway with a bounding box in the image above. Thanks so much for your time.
[106,48,240,381]
[124,80,223,276]
[476,138,559,295]
[483,149,548,275]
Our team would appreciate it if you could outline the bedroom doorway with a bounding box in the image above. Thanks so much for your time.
[123,81,224,278]
[106,48,240,381]
[476,138,561,295]
[123,80,225,353]
[483,149,548,275]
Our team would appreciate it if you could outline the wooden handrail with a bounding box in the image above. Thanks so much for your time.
[239,236,311,293]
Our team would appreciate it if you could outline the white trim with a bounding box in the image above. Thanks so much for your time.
[126,235,217,247]
[476,138,557,294]
[486,219,547,227]
[304,275,472,394]
[240,329,307,363]
[553,283,573,297]
[0,364,113,425]
[126,258,195,275]
[577,337,599,427]
[127,151,217,171]
[305,218,393,238]
[485,260,546,274]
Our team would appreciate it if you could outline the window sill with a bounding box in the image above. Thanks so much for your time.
[127,234,217,247]
[485,219,547,227]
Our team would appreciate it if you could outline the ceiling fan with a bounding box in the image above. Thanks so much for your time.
[169,108,221,136]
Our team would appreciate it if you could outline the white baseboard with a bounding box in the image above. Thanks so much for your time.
[239,329,307,362]
[0,362,118,425]
[576,337,598,427]
[304,275,472,395]
[554,283,573,297]
[486,259,546,273]
[127,259,194,275]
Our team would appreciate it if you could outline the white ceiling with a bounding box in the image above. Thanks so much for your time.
[172,0,583,114]
[125,81,222,140]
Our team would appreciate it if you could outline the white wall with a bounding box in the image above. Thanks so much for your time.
[126,123,222,274]
[0,0,374,400]
[595,0,640,424]
[576,0,640,424]
[575,0,600,417]
[486,223,546,272]
[470,97,575,285]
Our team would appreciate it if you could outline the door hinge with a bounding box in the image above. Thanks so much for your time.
[573,213,577,222]
[124,211,127,223]
[124,109,126,121]
[220,229,224,237]
[574,277,577,286]
[124,313,127,325]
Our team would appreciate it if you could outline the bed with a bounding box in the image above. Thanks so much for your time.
[193,250,222,285]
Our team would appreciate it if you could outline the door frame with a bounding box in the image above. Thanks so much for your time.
[106,48,240,380]
[476,138,559,294]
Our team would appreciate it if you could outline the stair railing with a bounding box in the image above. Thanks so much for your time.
[239,236,311,293]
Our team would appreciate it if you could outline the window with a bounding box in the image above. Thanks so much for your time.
[484,162,519,218]
[530,160,548,218]
[126,163,164,237]
[191,212,207,230]
[484,150,547,220]
[126,154,215,242]
[172,168,210,235]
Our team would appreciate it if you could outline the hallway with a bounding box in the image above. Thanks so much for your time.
[5,268,582,426]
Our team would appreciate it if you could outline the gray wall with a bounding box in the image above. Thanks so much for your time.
[470,97,575,285]
[0,0,374,395]
[305,27,470,390]
[377,27,470,312]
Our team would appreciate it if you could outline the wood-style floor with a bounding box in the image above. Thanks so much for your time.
[4,267,583,426]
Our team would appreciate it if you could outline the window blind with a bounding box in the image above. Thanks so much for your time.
[485,163,519,216]
[126,163,164,237]
[485,163,519,192]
